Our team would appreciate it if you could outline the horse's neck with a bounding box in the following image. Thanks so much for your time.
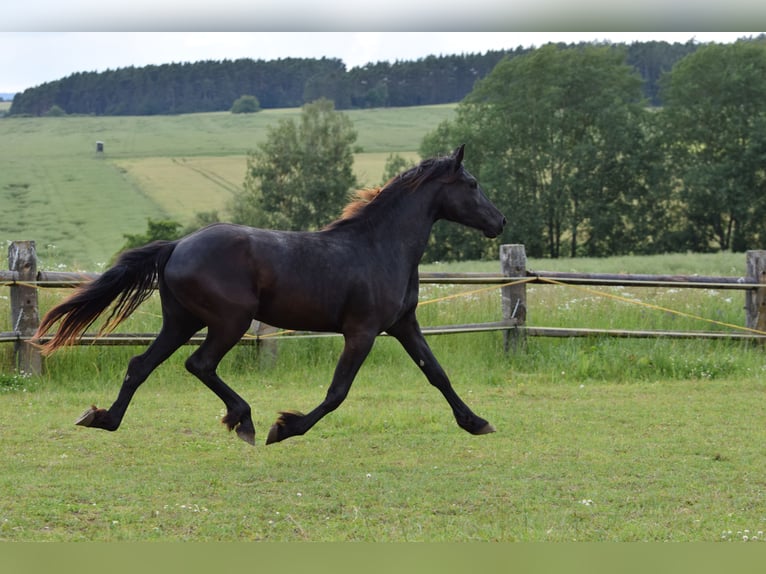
[366,190,437,264]
[326,187,438,269]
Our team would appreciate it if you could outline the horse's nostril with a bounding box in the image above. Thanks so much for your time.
[502,216,507,227]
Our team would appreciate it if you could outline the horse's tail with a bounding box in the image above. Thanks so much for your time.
[34,240,178,355]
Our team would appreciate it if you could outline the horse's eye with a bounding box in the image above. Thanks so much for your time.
[469,180,478,190]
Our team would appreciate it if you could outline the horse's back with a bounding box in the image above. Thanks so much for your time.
[161,223,367,332]
[165,223,254,279]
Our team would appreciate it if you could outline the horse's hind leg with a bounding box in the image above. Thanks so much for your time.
[77,308,203,434]
[184,316,256,445]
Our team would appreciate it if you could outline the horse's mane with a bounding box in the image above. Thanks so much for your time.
[338,187,385,220]
[326,153,460,229]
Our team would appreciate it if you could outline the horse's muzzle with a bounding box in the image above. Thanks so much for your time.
[484,215,507,238]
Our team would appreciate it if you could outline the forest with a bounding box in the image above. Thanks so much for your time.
[7,39,720,116]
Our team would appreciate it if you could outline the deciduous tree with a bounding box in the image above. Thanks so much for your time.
[231,99,358,231]
[423,44,658,258]
[660,41,766,251]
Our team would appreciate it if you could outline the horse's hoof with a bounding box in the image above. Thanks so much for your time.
[75,405,99,427]
[265,410,304,445]
[236,426,256,446]
[265,424,280,445]
[475,422,496,435]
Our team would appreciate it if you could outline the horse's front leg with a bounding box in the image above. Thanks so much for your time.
[387,313,495,436]
[266,331,376,444]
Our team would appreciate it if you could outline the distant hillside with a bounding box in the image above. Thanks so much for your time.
[7,39,746,117]
[0,93,15,101]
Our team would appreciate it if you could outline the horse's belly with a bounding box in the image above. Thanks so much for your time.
[254,299,343,333]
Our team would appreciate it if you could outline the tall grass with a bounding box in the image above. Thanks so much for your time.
[419,251,763,383]
[6,251,761,387]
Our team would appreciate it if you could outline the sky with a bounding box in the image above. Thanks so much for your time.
[0,31,761,95]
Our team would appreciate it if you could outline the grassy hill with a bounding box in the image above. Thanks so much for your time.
[0,105,455,268]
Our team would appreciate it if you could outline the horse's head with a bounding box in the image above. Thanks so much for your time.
[437,144,506,238]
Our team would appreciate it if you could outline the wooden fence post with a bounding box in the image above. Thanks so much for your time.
[249,320,279,365]
[8,241,42,375]
[745,250,766,340]
[500,244,527,352]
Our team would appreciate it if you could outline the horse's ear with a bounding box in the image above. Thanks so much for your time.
[452,144,465,171]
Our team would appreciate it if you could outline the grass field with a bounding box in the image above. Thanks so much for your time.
[0,106,451,266]
[2,252,766,542]
[110,151,420,222]
[2,105,766,543]
[1,335,765,542]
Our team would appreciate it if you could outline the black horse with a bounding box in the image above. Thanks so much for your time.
[34,145,506,445]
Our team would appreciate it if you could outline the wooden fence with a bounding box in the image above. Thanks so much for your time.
[3,241,766,375]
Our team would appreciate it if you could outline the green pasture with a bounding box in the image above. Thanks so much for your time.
[2,252,766,541]
[2,369,764,542]
[0,105,451,266]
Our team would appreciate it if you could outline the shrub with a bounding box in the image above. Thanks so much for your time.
[230,95,261,114]
[45,104,67,117]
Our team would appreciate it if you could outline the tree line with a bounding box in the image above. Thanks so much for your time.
[6,39,735,117]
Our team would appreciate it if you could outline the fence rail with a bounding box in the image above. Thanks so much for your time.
[4,242,766,374]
